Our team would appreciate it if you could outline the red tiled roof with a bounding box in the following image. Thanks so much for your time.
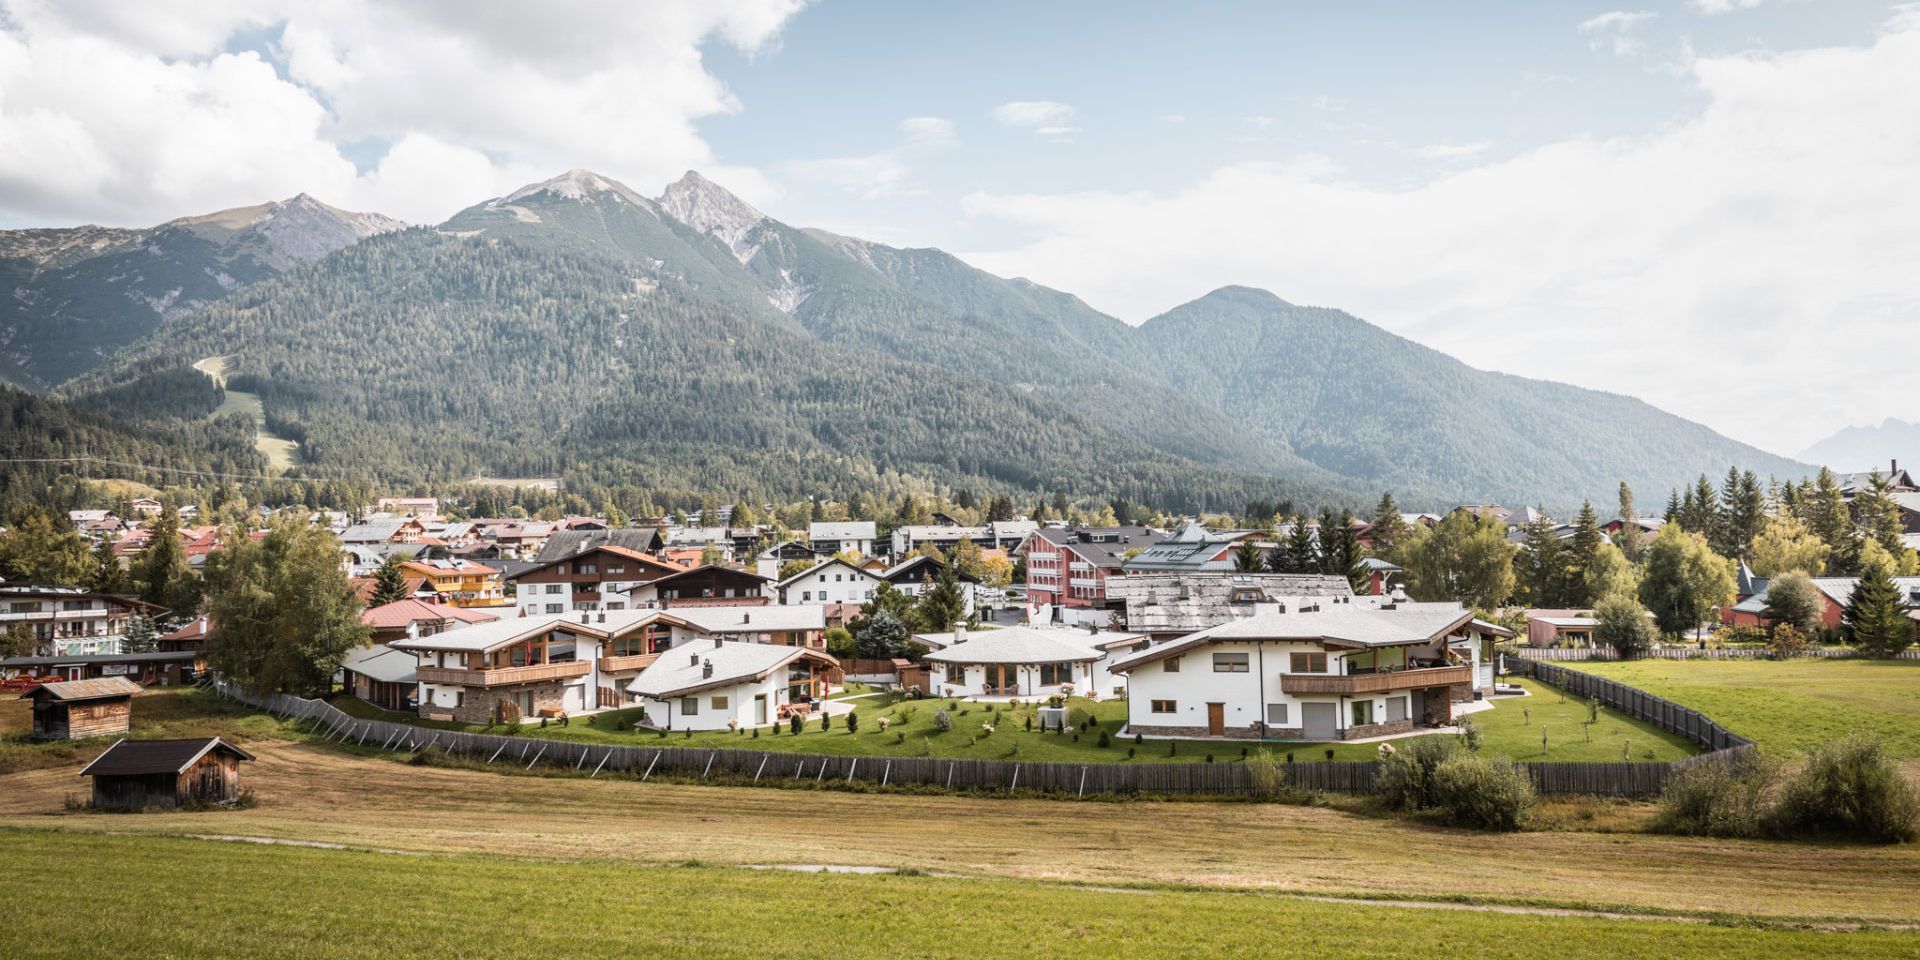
[360,599,500,630]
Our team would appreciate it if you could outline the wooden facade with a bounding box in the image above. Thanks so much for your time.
[21,677,140,740]
[80,737,255,811]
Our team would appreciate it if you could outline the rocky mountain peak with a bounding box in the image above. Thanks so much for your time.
[657,170,768,264]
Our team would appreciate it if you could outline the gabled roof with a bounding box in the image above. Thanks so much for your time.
[629,563,771,592]
[506,543,682,581]
[21,676,142,702]
[1110,603,1477,673]
[1120,522,1240,572]
[79,737,254,777]
[399,558,499,576]
[1106,573,1354,634]
[532,527,661,562]
[881,554,981,585]
[341,644,419,685]
[1027,525,1164,567]
[360,599,500,631]
[919,626,1128,664]
[627,640,836,699]
[776,556,882,589]
[808,521,875,540]
[670,604,825,634]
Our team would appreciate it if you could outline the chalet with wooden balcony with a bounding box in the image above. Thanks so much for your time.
[389,607,779,724]
[1111,599,1512,742]
[397,558,511,608]
[626,637,839,731]
[623,564,773,609]
[506,545,684,617]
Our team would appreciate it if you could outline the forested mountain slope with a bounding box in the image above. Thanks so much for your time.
[64,229,1348,511]
[1136,286,1811,501]
[0,196,402,390]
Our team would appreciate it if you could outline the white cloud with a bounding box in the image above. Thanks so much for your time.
[991,100,1079,138]
[783,115,957,200]
[1690,0,1765,13]
[0,0,809,226]
[1579,10,1658,57]
[959,14,1920,455]
[1408,141,1493,160]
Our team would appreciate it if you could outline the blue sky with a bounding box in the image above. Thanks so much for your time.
[0,1,1915,457]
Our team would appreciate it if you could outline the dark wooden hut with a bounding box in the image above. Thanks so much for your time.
[79,737,255,811]
[20,676,142,740]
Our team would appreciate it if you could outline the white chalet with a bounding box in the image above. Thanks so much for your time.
[1111,599,1512,742]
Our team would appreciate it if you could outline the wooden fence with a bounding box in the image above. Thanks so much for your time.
[1512,645,1918,662]
[210,668,1749,799]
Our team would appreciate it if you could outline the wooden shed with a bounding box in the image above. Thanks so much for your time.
[79,737,255,811]
[20,677,142,740]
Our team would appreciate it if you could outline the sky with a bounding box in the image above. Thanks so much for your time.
[0,0,1915,460]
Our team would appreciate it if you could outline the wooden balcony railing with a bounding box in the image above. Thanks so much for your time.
[598,652,660,674]
[1280,664,1471,696]
[415,661,590,688]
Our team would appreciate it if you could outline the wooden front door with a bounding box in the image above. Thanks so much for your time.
[1206,702,1225,737]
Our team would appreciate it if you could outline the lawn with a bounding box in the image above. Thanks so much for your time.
[1,830,1913,959]
[1570,658,1920,757]
[506,678,1696,764]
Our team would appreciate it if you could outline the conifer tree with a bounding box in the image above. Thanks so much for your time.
[1515,514,1564,607]
[1565,501,1607,607]
[370,558,410,606]
[1369,492,1410,561]
[1232,537,1264,572]
[1842,559,1913,657]
[1286,514,1318,574]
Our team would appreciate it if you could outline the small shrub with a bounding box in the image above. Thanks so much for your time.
[932,709,953,732]
[1771,735,1919,843]
[1653,754,1778,838]
[895,732,906,745]
[1205,753,1214,764]
[1127,747,1136,759]
[1097,731,1110,748]
[821,713,831,731]
[1025,715,1032,732]
[846,710,859,734]
[789,714,802,735]
[1429,754,1535,831]
[751,728,759,739]
[1245,750,1287,801]
[1456,716,1483,753]
[1376,736,1462,811]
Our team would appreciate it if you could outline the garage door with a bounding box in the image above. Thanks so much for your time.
[1301,701,1338,741]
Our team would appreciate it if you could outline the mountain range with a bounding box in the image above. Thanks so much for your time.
[1797,419,1919,475]
[0,195,403,389]
[10,169,1813,511]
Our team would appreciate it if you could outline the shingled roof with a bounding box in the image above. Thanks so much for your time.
[20,676,142,702]
[78,737,254,777]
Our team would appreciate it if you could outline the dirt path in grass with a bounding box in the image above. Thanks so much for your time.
[3,741,1916,926]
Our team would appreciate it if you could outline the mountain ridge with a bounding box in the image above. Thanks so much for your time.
[38,168,1815,508]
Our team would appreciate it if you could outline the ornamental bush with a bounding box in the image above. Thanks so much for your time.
[1771,735,1918,843]
[1429,754,1535,831]
[1653,754,1779,838]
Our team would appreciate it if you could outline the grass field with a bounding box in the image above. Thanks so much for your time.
[0,686,287,774]
[0,831,1912,960]
[348,679,1694,764]
[1570,659,1920,757]
[4,734,1917,926]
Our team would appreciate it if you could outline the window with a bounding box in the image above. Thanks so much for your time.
[558,564,569,575]
[711,696,730,710]
[544,603,563,614]
[1266,703,1289,725]
[1163,656,1180,673]
[545,584,563,595]
[607,564,625,574]
[1288,652,1328,673]
[1150,699,1177,714]
[681,697,699,716]
[802,591,812,602]
[944,664,965,683]
[1386,696,1408,723]
[1039,662,1074,685]
[580,563,596,574]
[1351,700,1374,726]
[1213,652,1249,673]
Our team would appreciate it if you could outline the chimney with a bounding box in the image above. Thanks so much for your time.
[713,637,723,649]
[742,612,751,624]
[597,612,606,623]
[702,658,713,679]
[952,624,964,647]
[579,613,590,624]
[689,652,700,667]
